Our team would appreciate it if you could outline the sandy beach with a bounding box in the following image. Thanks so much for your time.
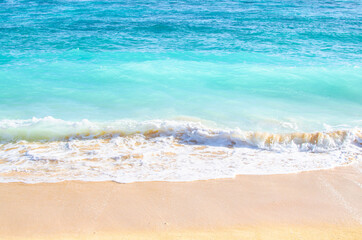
[0,163,361,240]
[1,0,361,239]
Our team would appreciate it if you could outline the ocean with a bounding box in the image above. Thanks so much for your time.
[0,0,361,183]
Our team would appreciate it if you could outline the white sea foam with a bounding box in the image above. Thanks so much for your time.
[0,117,361,183]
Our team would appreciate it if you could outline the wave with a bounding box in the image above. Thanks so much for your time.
[1,116,361,151]
[0,117,361,183]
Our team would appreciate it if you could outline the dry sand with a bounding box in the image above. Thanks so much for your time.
[0,163,361,239]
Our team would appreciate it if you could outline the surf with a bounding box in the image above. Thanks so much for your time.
[0,117,360,183]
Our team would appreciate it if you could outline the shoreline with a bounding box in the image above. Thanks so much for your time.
[0,163,361,239]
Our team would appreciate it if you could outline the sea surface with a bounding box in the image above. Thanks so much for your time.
[0,0,361,183]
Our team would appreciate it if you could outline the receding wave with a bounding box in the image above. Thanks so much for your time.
[0,117,361,183]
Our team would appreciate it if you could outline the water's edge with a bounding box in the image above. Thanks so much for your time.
[1,117,360,183]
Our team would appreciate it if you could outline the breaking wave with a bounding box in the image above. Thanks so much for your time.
[0,117,361,183]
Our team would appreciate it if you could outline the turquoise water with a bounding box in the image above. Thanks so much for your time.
[1,0,361,131]
[0,0,361,182]
[1,51,361,132]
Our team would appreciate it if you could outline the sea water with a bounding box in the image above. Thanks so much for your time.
[0,0,361,183]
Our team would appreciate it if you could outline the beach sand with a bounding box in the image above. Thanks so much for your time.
[0,163,361,240]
